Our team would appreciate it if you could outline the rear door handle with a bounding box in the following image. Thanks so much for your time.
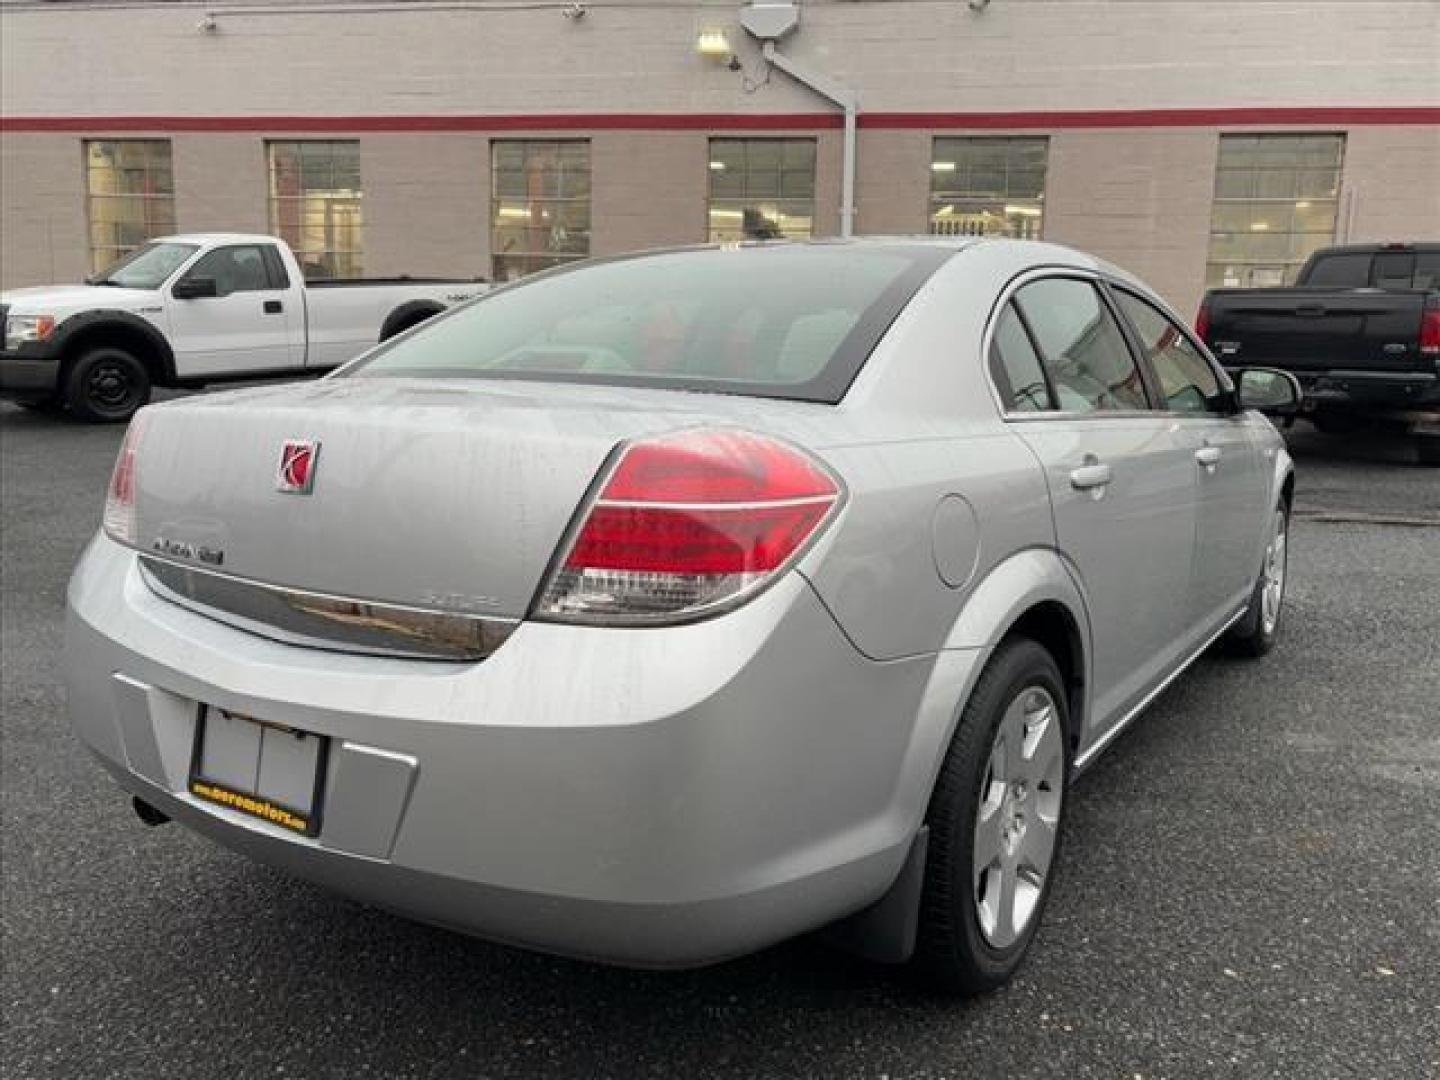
[1195,445,1222,468]
[263,300,284,314]
[1069,463,1112,490]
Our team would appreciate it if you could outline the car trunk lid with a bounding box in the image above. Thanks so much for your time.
[130,377,836,623]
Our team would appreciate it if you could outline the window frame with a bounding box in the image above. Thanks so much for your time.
[1105,282,1235,418]
[83,138,177,276]
[489,138,592,281]
[706,137,818,243]
[928,135,1049,241]
[982,270,1162,421]
[266,140,365,281]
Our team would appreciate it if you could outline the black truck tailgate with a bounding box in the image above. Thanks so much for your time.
[1204,288,1431,373]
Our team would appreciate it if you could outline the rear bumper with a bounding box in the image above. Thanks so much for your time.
[66,533,963,967]
[1286,369,1440,415]
[0,346,62,398]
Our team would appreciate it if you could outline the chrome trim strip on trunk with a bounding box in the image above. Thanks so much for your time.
[138,554,517,662]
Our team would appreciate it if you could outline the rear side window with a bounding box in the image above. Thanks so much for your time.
[1415,254,1440,290]
[989,302,1051,411]
[1114,291,1223,413]
[1303,253,1371,287]
[347,246,951,404]
[1015,278,1149,412]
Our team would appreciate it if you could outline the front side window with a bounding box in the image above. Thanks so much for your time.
[1115,291,1223,413]
[179,245,275,297]
[348,245,949,404]
[989,302,1052,412]
[85,140,176,276]
[1014,278,1148,413]
[708,139,816,242]
[268,141,364,280]
[929,137,1046,239]
[491,140,591,282]
[1206,134,1344,289]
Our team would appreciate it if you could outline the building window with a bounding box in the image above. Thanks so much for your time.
[85,140,176,275]
[1206,134,1345,288]
[708,139,816,242]
[491,140,591,281]
[929,137,1047,239]
[268,141,364,279]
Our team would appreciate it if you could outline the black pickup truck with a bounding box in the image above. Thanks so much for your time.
[1197,242,1440,464]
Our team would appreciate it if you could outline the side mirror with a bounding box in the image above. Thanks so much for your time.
[1235,367,1302,416]
[172,277,218,300]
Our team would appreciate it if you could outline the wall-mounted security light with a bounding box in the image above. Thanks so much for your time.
[197,13,218,32]
[561,3,586,20]
[696,29,732,57]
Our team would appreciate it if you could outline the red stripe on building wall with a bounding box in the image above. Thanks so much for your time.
[0,107,1436,133]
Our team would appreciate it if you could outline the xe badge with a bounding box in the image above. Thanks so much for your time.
[277,440,320,494]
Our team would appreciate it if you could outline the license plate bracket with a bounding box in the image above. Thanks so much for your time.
[188,707,328,837]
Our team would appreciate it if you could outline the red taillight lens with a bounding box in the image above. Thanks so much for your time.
[1195,301,1211,343]
[535,429,842,624]
[103,411,148,544]
[1420,303,1440,358]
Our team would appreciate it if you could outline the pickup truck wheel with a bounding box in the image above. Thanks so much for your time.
[1224,503,1289,657]
[65,346,151,423]
[1415,435,1440,467]
[911,637,1069,995]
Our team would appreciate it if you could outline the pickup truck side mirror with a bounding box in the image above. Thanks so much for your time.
[173,277,219,300]
[1235,367,1303,416]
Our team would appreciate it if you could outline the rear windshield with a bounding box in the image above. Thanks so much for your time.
[345,245,951,403]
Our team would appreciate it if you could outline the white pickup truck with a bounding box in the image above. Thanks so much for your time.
[0,233,487,421]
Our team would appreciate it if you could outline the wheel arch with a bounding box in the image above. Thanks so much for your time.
[379,300,446,342]
[54,311,176,387]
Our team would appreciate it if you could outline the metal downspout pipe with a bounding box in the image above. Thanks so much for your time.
[761,40,858,238]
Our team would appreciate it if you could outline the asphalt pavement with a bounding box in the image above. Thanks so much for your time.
[3,400,1437,1079]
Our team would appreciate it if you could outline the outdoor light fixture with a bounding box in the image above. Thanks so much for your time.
[696,29,732,57]
[709,161,727,171]
[931,161,957,173]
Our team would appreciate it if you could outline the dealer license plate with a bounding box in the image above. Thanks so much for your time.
[188,707,328,837]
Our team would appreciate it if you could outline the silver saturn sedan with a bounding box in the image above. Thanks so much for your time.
[65,239,1299,992]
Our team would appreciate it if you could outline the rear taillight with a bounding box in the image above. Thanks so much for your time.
[534,428,842,624]
[103,411,147,545]
[1195,299,1211,343]
[1420,301,1440,358]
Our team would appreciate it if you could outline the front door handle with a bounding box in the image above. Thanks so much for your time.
[1069,462,1112,491]
[263,300,284,315]
[1195,445,1222,468]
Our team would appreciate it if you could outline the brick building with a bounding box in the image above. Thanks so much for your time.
[2,0,1437,315]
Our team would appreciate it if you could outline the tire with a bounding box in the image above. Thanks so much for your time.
[63,345,151,423]
[911,637,1070,995]
[1224,502,1290,658]
[1416,434,1440,467]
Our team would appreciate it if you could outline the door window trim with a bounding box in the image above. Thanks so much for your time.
[981,267,1160,422]
[175,244,281,299]
[1104,281,1237,419]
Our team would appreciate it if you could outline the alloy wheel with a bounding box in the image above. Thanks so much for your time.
[972,685,1064,949]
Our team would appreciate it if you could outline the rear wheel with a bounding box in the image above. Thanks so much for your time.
[911,637,1069,994]
[1224,502,1289,657]
[64,346,151,423]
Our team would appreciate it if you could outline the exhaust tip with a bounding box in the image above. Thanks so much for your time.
[131,796,171,827]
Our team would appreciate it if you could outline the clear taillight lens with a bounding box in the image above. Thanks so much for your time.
[534,428,843,625]
[103,411,147,545]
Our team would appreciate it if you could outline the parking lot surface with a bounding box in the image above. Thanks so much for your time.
[3,400,1437,1080]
